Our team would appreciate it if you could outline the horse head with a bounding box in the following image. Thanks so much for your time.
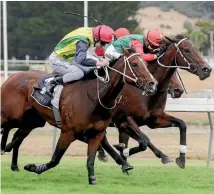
[111,47,157,96]
[168,71,184,98]
[164,35,212,80]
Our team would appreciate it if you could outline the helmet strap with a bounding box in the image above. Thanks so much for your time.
[98,25,102,40]
[94,25,102,47]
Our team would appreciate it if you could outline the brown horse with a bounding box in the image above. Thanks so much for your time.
[1,48,157,184]
[97,70,184,162]
[1,35,211,173]
[98,35,212,168]
[1,65,184,170]
[168,71,184,98]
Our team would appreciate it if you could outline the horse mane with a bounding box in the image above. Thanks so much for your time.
[175,34,187,40]
[83,59,119,80]
[84,48,136,81]
[164,34,187,47]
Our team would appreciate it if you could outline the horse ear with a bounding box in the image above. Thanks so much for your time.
[164,36,176,43]
[121,46,129,56]
[130,45,136,52]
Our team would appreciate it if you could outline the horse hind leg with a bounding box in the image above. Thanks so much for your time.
[116,129,173,164]
[1,127,11,155]
[24,131,75,175]
[114,118,149,159]
[147,142,173,164]
[101,135,133,174]
[7,109,46,171]
[7,128,34,171]
[97,146,108,163]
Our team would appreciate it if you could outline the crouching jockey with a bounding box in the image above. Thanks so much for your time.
[45,25,114,96]
[105,29,164,62]
[95,27,131,57]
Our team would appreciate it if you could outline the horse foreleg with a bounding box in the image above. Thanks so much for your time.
[119,131,130,148]
[24,130,75,174]
[101,135,133,173]
[78,134,133,174]
[97,146,108,162]
[87,131,105,185]
[147,112,187,169]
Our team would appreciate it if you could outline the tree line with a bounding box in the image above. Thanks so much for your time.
[1,1,213,59]
[1,1,139,59]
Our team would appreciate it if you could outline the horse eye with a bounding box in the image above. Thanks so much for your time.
[132,63,137,67]
[184,48,190,53]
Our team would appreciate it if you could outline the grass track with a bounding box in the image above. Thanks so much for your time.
[1,155,214,194]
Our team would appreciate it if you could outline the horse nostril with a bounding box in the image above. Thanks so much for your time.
[149,81,155,87]
[202,67,211,74]
[148,81,157,90]
[174,88,182,95]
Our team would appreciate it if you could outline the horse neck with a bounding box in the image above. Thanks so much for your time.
[94,63,125,108]
[148,49,177,90]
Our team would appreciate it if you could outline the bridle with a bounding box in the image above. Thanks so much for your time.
[157,38,196,72]
[94,53,143,85]
[94,53,144,109]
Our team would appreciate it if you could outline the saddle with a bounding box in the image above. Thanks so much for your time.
[31,74,63,128]
[31,74,58,109]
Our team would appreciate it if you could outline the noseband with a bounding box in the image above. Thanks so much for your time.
[94,53,145,109]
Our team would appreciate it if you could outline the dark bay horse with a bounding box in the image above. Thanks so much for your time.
[97,70,184,162]
[168,71,184,98]
[1,56,185,171]
[1,48,157,184]
[99,35,212,168]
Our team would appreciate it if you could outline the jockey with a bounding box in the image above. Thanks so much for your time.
[45,25,114,96]
[95,27,131,57]
[105,29,164,62]
[114,27,131,39]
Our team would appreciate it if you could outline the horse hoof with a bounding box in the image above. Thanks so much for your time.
[11,166,20,172]
[113,143,126,152]
[5,144,13,152]
[161,156,173,164]
[97,154,108,163]
[24,164,37,172]
[89,176,96,185]
[176,157,185,169]
[1,150,5,155]
[122,163,134,174]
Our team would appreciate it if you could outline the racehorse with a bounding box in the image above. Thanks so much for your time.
[167,71,184,98]
[2,35,211,172]
[1,48,157,184]
[1,68,184,169]
[97,70,184,162]
[98,35,212,168]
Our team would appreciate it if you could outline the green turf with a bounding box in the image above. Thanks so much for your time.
[1,156,214,194]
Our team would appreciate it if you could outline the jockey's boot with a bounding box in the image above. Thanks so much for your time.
[45,76,63,97]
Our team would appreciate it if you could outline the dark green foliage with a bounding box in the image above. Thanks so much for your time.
[3,1,140,59]
[2,2,213,59]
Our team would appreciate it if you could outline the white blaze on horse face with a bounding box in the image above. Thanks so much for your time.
[138,57,154,80]
[139,57,158,91]
[139,57,147,67]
